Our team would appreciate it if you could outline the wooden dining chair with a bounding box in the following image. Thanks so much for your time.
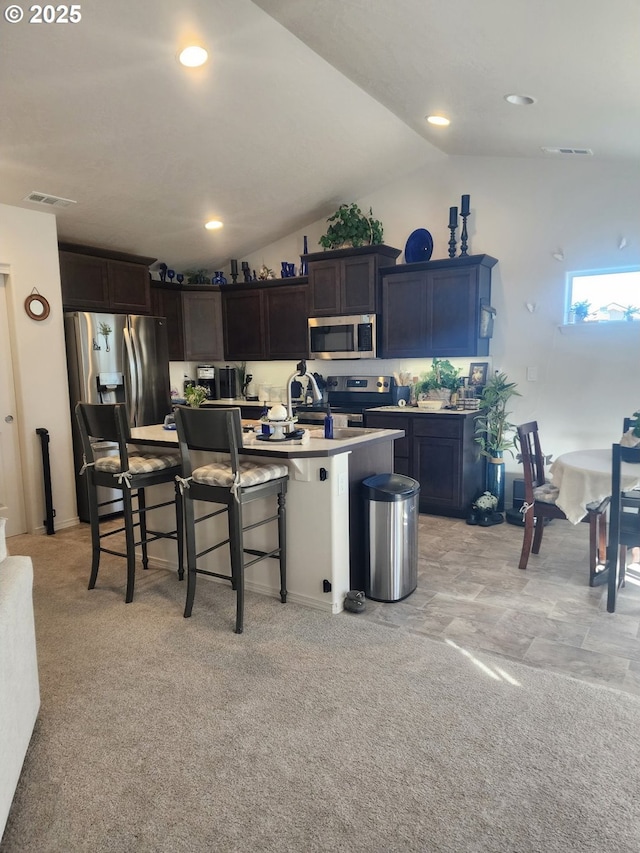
[516,421,608,582]
[606,443,640,612]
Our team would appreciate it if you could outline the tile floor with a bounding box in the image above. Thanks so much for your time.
[361,512,640,697]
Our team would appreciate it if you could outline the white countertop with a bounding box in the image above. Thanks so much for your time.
[131,423,404,459]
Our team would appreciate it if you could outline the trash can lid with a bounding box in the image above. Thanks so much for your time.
[362,473,420,501]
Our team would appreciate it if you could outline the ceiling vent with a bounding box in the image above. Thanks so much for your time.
[24,191,77,208]
[541,147,594,156]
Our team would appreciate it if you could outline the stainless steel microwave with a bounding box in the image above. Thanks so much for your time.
[308,314,376,360]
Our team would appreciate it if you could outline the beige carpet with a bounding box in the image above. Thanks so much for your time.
[2,527,640,853]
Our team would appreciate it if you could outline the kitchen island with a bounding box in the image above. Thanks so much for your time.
[131,423,404,613]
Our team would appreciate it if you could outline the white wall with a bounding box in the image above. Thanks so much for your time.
[232,155,640,483]
[0,203,77,533]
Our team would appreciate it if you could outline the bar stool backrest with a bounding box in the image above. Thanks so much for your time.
[174,405,243,477]
[76,402,131,471]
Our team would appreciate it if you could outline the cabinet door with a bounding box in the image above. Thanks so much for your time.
[427,267,478,356]
[223,290,266,360]
[59,251,109,310]
[152,287,184,361]
[412,435,463,514]
[108,259,151,314]
[264,285,309,359]
[309,259,340,315]
[342,255,376,313]
[379,271,428,358]
[363,413,410,473]
[183,291,224,361]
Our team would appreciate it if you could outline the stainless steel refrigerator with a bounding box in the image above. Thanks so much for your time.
[64,311,172,522]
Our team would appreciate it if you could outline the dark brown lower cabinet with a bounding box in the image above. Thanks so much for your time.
[364,410,484,517]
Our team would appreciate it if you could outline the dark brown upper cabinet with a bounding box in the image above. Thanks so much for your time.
[304,245,401,316]
[59,242,155,314]
[379,254,497,359]
[222,279,309,361]
[151,284,224,362]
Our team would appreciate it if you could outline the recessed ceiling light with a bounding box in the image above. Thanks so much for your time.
[178,45,208,68]
[204,219,223,231]
[426,115,450,127]
[504,94,536,106]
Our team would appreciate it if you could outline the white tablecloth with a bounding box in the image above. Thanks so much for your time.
[549,449,640,524]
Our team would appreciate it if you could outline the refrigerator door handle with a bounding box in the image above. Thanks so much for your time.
[124,325,140,427]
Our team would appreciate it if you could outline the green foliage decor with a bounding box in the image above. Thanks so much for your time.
[475,371,521,457]
[319,203,384,250]
[415,358,461,394]
[184,385,208,408]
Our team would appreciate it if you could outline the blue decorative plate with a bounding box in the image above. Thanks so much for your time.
[405,228,434,263]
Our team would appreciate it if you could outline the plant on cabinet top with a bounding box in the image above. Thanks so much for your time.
[318,203,384,250]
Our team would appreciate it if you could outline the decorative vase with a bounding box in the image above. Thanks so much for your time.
[487,451,505,512]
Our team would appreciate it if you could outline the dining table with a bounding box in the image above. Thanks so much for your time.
[549,448,640,525]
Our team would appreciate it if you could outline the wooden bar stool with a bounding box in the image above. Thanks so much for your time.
[75,402,184,603]
[174,405,288,634]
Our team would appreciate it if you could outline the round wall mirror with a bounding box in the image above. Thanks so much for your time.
[24,293,51,321]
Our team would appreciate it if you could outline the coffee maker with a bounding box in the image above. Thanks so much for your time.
[196,364,216,399]
[218,365,238,401]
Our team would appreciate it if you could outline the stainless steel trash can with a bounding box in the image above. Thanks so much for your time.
[363,473,419,602]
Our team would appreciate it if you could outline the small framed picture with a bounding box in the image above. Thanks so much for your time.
[468,362,488,389]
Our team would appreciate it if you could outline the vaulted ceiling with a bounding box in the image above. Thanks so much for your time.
[1,0,637,271]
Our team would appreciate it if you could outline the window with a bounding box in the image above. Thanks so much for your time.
[567,268,640,323]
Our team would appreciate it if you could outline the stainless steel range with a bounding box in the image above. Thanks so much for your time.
[294,375,401,426]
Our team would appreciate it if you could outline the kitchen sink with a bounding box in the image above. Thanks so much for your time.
[308,427,383,440]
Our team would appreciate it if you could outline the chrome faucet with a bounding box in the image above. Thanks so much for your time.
[287,360,322,419]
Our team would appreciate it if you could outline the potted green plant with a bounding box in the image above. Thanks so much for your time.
[319,203,384,250]
[623,305,639,321]
[415,358,461,404]
[474,371,521,511]
[184,384,208,408]
[571,300,591,322]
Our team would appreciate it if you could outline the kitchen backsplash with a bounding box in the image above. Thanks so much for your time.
[169,358,494,401]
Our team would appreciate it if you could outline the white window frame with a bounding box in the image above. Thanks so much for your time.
[566,265,640,324]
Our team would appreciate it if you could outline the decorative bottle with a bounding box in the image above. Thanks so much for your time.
[261,402,270,437]
[324,405,334,439]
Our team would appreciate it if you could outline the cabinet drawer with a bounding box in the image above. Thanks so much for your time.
[412,415,463,439]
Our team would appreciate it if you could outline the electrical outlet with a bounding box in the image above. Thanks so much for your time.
[526,366,538,381]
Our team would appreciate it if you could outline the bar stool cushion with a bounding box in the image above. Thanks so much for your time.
[95,451,181,475]
[191,460,289,490]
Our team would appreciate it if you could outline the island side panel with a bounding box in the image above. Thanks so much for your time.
[347,439,396,591]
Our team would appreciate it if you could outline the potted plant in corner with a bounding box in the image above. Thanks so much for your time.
[319,203,384,250]
[474,371,521,513]
[414,358,461,407]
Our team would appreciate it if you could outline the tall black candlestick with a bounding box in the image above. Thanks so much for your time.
[459,211,470,257]
[448,224,457,258]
